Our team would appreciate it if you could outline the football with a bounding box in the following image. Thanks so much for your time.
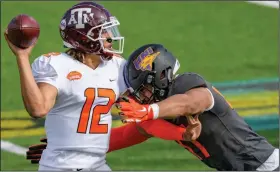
[6,14,40,49]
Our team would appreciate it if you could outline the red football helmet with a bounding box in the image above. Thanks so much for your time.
[59,2,124,57]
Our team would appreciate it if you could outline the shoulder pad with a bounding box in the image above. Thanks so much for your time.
[169,72,207,95]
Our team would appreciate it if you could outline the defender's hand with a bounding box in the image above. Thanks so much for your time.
[183,115,202,141]
[26,137,47,164]
[115,96,158,123]
[4,30,36,58]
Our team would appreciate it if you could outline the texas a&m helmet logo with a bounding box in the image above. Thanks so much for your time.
[61,8,98,29]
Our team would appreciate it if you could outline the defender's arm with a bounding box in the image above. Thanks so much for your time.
[117,73,214,123]
[108,119,188,152]
[157,87,214,117]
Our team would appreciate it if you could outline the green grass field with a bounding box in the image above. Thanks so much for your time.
[1,1,278,171]
[1,125,278,171]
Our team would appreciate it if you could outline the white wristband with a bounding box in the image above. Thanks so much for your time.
[205,88,215,111]
[150,103,159,119]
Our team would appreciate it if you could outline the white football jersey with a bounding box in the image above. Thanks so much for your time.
[31,52,127,169]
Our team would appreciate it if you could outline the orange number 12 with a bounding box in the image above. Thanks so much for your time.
[77,88,116,134]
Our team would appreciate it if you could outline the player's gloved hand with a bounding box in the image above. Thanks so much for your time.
[115,96,159,123]
[26,137,47,164]
[183,115,202,141]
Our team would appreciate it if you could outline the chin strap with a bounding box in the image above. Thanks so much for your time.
[96,49,113,61]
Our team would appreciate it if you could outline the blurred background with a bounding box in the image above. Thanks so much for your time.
[1,1,278,170]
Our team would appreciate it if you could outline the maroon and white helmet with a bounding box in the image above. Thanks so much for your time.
[59,2,124,56]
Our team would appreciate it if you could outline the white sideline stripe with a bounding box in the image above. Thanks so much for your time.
[1,140,27,155]
[247,1,279,9]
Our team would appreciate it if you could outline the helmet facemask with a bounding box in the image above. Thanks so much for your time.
[124,71,170,104]
[86,16,124,56]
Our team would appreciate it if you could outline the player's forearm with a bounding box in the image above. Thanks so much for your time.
[108,123,148,153]
[155,88,213,118]
[16,57,47,118]
[138,119,186,140]
[155,94,193,118]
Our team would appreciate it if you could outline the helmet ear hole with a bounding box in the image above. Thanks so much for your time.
[160,70,166,80]
[152,62,155,71]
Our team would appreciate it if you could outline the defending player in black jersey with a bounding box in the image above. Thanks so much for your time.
[116,43,279,171]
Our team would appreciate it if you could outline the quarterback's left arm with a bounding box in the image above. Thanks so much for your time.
[117,73,214,123]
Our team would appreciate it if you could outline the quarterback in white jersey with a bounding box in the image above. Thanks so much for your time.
[4,1,126,171]
[32,52,126,170]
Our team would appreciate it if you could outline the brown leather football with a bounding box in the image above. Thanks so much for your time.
[7,14,40,49]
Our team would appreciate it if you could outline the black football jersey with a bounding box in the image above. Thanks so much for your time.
[166,72,275,171]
